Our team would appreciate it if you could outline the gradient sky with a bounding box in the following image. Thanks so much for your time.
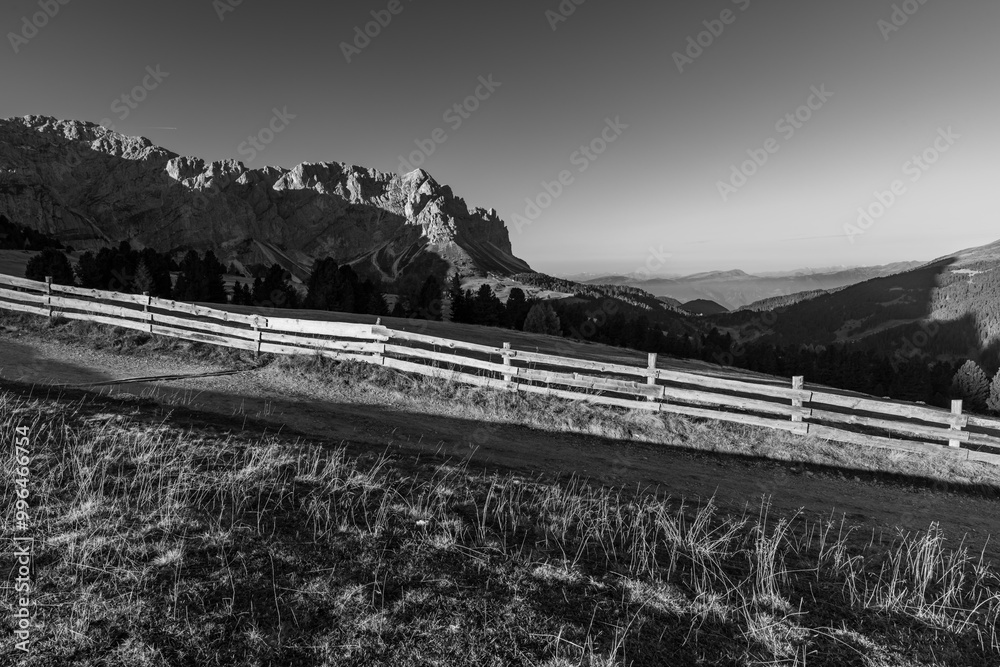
[2,0,997,276]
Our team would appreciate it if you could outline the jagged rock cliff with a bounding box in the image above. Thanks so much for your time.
[0,115,531,280]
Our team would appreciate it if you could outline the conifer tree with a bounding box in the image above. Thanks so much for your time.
[951,360,990,412]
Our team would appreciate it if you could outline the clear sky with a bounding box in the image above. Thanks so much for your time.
[2,0,997,276]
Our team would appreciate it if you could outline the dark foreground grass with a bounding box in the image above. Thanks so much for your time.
[2,389,1000,666]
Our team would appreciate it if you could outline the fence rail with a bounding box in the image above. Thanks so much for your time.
[3,273,1000,465]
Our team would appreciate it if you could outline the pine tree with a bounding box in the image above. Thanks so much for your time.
[505,287,529,329]
[133,259,154,294]
[988,371,1000,415]
[173,250,203,301]
[416,275,443,320]
[448,273,467,323]
[25,248,75,286]
[951,360,990,412]
[472,284,503,326]
[523,303,561,336]
[202,250,228,304]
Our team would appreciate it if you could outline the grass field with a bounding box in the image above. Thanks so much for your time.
[3,381,1000,666]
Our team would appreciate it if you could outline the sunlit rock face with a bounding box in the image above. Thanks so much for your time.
[0,115,531,279]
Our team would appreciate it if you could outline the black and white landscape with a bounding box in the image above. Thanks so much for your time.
[2,2,1000,666]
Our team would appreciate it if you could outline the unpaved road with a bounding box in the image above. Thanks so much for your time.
[3,330,1000,563]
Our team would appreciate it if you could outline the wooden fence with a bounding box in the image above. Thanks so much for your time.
[3,272,1000,465]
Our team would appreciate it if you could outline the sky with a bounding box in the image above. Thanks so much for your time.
[2,0,998,276]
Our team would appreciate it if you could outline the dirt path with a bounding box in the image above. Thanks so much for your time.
[3,329,1000,563]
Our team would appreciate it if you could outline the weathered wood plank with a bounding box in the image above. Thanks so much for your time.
[385,328,506,356]
[655,368,812,401]
[153,312,258,340]
[967,415,1000,432]
[810,391,962,427]
[808,408,968,444]
[258,341,375,363]
[57,310,152,334]
[964,432,1000,451]
[50,296,152,323]
[508,349,649,378]
[0,275,46,291]
[805,423,966,458]
[50,283,153,306]
[150,324,259,352]
[517,382,662,411]
[149,298,263,326]
[0,300,49,317]
[0,287,47,305]
[264,316,383,339]
[658,384,809,418]
[261,331,385,354]
[517,367,663,399]
[383,344,512,375]
[656,402,811,434]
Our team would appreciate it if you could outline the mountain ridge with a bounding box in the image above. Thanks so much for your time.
[0,115,531,282]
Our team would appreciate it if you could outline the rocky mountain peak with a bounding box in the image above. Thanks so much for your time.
[0,116,531,281]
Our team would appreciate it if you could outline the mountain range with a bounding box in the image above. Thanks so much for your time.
[583,264,924,310]
[0,116,530,286]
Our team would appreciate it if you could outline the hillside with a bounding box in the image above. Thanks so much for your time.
[681,299,729,316]
[714,239,1000,372]
[0,116,530,285]
[739,288,838,312]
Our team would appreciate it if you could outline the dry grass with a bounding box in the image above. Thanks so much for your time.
[2,389,1000,666]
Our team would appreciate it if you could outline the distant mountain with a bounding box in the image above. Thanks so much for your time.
[0,115,530,284]
[682,299,729,316]
[656,295,684,309]
[586,262,924,309]
[581,275,633,285]
[714,239,1000,371]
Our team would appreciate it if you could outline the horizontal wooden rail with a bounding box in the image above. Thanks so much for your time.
[3,271,1000,465]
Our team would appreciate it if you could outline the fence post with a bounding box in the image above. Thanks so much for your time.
[502,342,513,384]
[45,276,52,318]
[791,376,804,423]
[646,352,658,402]
[949,400,964,448]
[252,316,262,359]
[142,291,152,332]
